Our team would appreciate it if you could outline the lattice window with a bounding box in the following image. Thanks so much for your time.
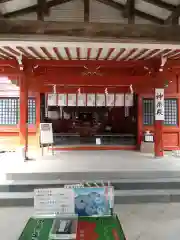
[143,99,154,125]
[0,97,36,125]
[28,98,36,124]
[143,98,178,126]
[0,98,19,125]
[164,99,178,126]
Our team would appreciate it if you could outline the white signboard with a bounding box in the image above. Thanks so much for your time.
[77,94,86,106]
[34,188,75,216]
[40,123,53,144]
[125,94,134,107]
[96,94,105,106]
[155,88,164,120]
[106,94,115,106]
[87,94,95,106]
[47,94,57,106]
[58,94,67,106]
[68,94,76,106]
[96,138,101,145]
[115,94,124,106]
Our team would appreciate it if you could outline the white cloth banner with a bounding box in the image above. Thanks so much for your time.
[47,94,57,106]
[96,94,105,106]
[77,94,86,106]
[115,94,124,106]
[125,94,134,107]
[106,94,115,106]
[87,94,95,106]
[58,94,67,106]
[68,94,76,106]
[40,123,53,144]
[155,88,164,120]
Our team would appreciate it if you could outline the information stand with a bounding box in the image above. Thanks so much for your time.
[18,183,126,240]
[40,123,54,156]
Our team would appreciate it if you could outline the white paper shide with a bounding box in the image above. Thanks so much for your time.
[155,88,164,120]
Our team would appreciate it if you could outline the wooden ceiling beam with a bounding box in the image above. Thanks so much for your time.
[96,0,164,24]
[37,0,48,21]
[165,5,180,25]
[124,0,135,24]
[143,0,176,12]
[84,0,90,22]
[3,0,72,18]
[1,20,180,43]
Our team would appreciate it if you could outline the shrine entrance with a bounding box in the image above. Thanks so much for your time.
[41,93,138,147]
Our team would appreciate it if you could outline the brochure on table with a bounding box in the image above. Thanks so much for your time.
[34,186,114,217]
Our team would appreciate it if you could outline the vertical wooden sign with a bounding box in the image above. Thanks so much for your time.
[155,88,164,120]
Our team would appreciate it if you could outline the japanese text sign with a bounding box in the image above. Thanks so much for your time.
[155,88,164,121]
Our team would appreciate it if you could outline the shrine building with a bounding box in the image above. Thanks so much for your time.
[0,0,180,158]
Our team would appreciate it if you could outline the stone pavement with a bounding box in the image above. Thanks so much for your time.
[1,203,180,240]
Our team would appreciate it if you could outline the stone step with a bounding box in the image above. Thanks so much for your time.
[1,178,180,192]
[6,170,180,181]
[0,189,180,207]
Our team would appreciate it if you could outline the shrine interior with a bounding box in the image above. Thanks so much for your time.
[40,93,137,146]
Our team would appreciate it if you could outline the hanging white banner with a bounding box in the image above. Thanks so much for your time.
[87,94,95,106]
[58,94,67,106]
[155,88,164,121]
[106,94,115,106]
[115,94,124,106]
[125,94,134,107]
[96,94,105,106]
[68,94,76,106]
[77,94,86,106]
[47,94,57,106]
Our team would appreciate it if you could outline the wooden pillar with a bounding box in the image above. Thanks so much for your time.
[19,75,28,159]
[154,88,164,157]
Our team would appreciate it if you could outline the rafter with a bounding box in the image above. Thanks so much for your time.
[0,20,180,43]
[123,0,135,24]
[96,0,164,24]
[165,4,180,25]
[37,0,49,21]
[3,0,72,18]
[84,0,89,22]
[143,0,176,12]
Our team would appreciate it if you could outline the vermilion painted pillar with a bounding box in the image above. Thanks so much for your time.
[36,92,41,147]
[154,88,164,157]
[19,75,28,159]
[154,120,163,157]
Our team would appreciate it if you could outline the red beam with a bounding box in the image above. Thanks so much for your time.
[27,59,155,68]
[0,59,19,67]
[33,74,152,86]
[29,85,130,93]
